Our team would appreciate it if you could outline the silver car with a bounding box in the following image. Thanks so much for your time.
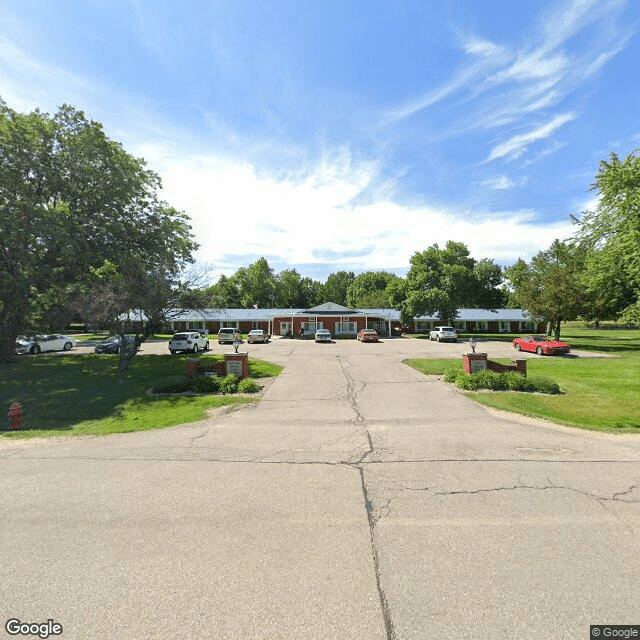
[315,329,332,343]
[429,326,458,343]
[247,329,268,343]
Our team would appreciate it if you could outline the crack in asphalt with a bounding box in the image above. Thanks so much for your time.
[4,355,640,640]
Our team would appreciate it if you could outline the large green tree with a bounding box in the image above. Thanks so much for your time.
[574,150,640,321]
[346,271,403,308]
[323,271,355,306]
[504,241,588,339]
[0,100,197,362]
[399,241,505,323]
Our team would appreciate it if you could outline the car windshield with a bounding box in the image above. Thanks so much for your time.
[533,336,546,342]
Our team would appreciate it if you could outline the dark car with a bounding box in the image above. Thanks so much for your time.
[95,335,138,354]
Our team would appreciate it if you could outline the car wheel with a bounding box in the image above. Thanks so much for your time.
[436,336,440,342]
[514,344,521,351]
[63,342,73,351]
[115,346,121,354]
[193,344,199,353]
[30,345,41,355]
[170,350,176,354]
[205,341,209,350]
[536,346,544,355]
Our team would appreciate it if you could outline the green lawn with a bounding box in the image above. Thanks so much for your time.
[1,353,282,439]
[406,326,640,433]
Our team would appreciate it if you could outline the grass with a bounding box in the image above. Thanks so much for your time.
[405,326,640,433]
[0,353,282,439]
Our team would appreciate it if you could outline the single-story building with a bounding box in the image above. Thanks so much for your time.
[122,304,545,335]
[268,303,400,337]
[413,309,545,334]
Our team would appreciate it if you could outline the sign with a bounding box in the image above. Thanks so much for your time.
[469,358,487,373]
[226,360,243,377]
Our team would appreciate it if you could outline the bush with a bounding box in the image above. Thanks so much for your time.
[504,371,529,391]
[529,376,560,395]
[152,375,192,393]
[238,378,261,393]
[191,375,221,394]
[219,373,239,394]
[448,369,560,395]
[443,369,459,383]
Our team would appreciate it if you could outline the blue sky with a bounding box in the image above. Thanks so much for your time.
[1,0,638,281]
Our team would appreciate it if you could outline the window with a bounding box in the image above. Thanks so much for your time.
[335,321,357,334]
[221,322,239,329]
[415,320,432,332]
[280,322,292,335]
[454,321,465,331]
[302,321,323,332]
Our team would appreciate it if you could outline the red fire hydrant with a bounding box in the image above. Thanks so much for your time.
[8,402,23,430]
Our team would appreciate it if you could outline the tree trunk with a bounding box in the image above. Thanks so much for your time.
[0,333,18,364]
[554,318,562,341]
[0,314,23,364]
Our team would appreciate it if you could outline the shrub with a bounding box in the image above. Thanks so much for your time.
[504,371,529,391]
[450,369,560,395]
[238,378,261,393]
[443,369,459,383]
[152,375,192,393]
[219,373,239,394]
[191,375,221,394]
[529,376,560,395]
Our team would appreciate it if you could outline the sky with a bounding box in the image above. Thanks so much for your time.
[1,0,639,282]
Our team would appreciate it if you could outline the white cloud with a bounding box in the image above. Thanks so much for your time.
[135,139,575,277]
[486,113,576,162]
[481,175,516,190]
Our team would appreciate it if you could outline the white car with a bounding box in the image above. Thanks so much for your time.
[429,326,458,343]
[169,332,209,354]
[315,329,332,343]
[15,334,76,355]
[218,328,242,344]
[247,329,268,343]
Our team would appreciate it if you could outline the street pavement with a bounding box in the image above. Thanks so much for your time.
[1,337,639,639]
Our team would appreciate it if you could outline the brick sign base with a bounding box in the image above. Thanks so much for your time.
[224,352,249,379]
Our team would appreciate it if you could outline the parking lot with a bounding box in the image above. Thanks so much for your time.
[72,333,607,361]
[2,333,636,640]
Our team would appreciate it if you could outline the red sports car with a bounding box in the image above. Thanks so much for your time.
[513,335,571,356]
[357,329,379,343]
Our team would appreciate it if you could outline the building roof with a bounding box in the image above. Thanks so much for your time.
[122,306,535,323]
[415,308,534,321]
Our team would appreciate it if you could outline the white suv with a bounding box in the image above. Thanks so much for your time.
[429,326,458,343]
[218,327,241,344]
[169,332,209,354]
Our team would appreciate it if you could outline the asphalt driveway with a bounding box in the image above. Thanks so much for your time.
[1,338,638,640]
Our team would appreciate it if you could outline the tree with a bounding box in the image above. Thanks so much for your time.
[0,100,197,362]
[573,150,640,320]
[323,271,355,306]
[235,258,276,308]
[504,241,588,339]
[71,262,213,372]
[346,271,403,308]
[275,269,303,307]
[399,241,505,324]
